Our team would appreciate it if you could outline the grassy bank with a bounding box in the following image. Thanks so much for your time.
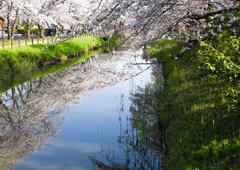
[0,48,107,93]
[148,39,240,169]
[0,38,106,76]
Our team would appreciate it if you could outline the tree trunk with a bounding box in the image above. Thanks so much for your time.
[61,25,64,34]
[7,16,10,40]
[10,8,19,40]
[26,19,30,39]
[41,29,44,38]
[38,24,44,38]
[7,2,13,40]
[55,26,59,37]
[27,29,30,39]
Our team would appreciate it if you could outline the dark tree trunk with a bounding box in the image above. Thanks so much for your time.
[7,16,10,40]
[55,26,59,37]
[38,24,44,38]
[26,19,30,39]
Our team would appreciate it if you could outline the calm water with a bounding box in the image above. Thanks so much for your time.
[0,48,161,170]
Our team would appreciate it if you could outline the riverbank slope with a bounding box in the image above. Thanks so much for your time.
[0,38,106,76]
[149,38,240,169]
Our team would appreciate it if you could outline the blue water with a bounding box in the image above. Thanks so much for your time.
[1,50,155,170]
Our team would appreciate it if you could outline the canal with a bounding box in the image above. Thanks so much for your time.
[0,47,162,169]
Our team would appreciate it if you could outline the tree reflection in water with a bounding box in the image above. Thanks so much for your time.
[0,80,65,169]
[0,49,150,169]
[0,54,117,169]
[90,65,165,170]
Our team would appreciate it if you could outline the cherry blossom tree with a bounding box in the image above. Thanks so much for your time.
[0,0,7,10]
[0,0,20,39]
[88,0,239,47]
[0,0,239,46]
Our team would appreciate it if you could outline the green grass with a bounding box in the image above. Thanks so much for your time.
[0,47,107,93]
[148,39,240,169]
[0,37,106,76]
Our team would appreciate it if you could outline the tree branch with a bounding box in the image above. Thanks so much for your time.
[189,7,240,20]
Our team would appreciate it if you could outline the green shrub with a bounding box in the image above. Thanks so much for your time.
[17,28,26,34]
[30,28,39,35]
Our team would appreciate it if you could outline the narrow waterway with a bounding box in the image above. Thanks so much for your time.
[0,47,162,170]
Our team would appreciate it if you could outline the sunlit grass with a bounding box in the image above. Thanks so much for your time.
[149,39,240,169]
[0,38,106,75]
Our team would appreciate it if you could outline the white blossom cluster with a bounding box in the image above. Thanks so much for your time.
[0,0,90,30]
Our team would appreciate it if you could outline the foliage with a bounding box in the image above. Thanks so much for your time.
[30,27,39,35]
[148,37,240,169]
[191,139,240,168]
[198,33,240,112]
[17,27,25,34]
[108,35,122,49]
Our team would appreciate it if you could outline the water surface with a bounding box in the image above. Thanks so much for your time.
[0,48,160,169]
